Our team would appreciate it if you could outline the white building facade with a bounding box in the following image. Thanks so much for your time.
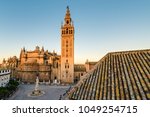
[0,69,11,87]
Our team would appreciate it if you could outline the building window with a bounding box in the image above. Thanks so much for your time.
[66,28,68,34]
[45,61,48,65]
[56,63,58,68]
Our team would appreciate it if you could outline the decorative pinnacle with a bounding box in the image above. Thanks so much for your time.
[66,6,70,16]
[67,6,69,10]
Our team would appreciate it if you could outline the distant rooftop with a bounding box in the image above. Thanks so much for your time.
[74,64,86,72]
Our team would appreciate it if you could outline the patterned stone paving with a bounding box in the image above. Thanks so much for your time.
[9,84,70,100]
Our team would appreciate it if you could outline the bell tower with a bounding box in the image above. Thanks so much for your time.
[61,6,74,83]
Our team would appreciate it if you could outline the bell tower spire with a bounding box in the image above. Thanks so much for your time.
[61,6,74,84]
[65,6,72,25]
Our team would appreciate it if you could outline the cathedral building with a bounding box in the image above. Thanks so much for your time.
[1,6,96,84]
[16,7,75,84]
[17,46,61,84]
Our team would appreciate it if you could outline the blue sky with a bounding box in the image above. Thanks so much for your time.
[0,0,150,63]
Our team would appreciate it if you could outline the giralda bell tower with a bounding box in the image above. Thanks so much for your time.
[61,6,74,83]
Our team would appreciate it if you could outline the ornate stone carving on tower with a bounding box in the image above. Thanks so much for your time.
[61,6,74,83]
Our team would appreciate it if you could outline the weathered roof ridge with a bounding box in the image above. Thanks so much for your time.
[108,49,150,55]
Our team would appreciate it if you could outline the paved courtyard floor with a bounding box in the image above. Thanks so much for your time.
[9,84,71,100]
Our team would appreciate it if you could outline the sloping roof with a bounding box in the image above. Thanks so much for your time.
[69,49,150,100]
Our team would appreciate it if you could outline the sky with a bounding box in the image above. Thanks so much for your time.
[0,0,150,64]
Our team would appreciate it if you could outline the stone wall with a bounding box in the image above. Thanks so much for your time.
[17,63,51,83]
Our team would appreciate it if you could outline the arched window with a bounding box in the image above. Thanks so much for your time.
[46,61,48,65]
[56,62,58,68]
[66,28,68,34]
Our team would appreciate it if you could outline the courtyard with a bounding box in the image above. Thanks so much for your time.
[9,84,71,100]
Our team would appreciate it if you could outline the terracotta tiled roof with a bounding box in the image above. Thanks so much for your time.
[69,49,150,100]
